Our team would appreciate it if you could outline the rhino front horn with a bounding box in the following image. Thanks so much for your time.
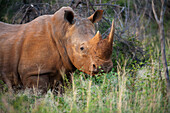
[108,20,115,44]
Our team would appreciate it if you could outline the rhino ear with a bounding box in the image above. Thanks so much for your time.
[88,10,103,23]
[64,10,74,24]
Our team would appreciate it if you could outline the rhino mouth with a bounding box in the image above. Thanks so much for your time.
[90,64,113,75]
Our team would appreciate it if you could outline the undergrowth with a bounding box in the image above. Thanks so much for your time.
[0,65,169,113]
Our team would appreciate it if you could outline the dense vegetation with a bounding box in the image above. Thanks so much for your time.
[0,0,169,113]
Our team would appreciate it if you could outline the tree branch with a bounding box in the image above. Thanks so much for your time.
[152,0,160,24]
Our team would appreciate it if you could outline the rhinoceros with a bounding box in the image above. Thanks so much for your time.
[0,7,115,91]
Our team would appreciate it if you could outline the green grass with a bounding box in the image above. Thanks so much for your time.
[0,60,169,113]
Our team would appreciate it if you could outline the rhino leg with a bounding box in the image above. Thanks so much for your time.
[1,72,13,92]
[22,74,50,93]
[50,73,72,95]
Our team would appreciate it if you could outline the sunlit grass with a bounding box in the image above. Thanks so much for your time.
[0,63,169,113]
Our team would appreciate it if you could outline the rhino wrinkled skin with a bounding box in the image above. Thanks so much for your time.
[0,7,115,91]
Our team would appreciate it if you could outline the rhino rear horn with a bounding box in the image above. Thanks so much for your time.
[89,31,102,44]
[64,10,74,24]
[108,20,115,44]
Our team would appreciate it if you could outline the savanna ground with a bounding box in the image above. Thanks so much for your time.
[0,0,170,113]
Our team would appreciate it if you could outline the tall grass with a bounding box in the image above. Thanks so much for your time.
[0,66,169,112]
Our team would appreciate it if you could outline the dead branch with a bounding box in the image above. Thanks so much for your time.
[152,0,170,96]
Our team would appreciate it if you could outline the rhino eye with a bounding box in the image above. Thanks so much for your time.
[80,47,84,51]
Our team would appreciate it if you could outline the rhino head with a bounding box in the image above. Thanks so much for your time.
[64,10,115,75]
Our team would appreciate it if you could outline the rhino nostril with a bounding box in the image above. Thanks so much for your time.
[92,64,98,73]
[93,64,96,68]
